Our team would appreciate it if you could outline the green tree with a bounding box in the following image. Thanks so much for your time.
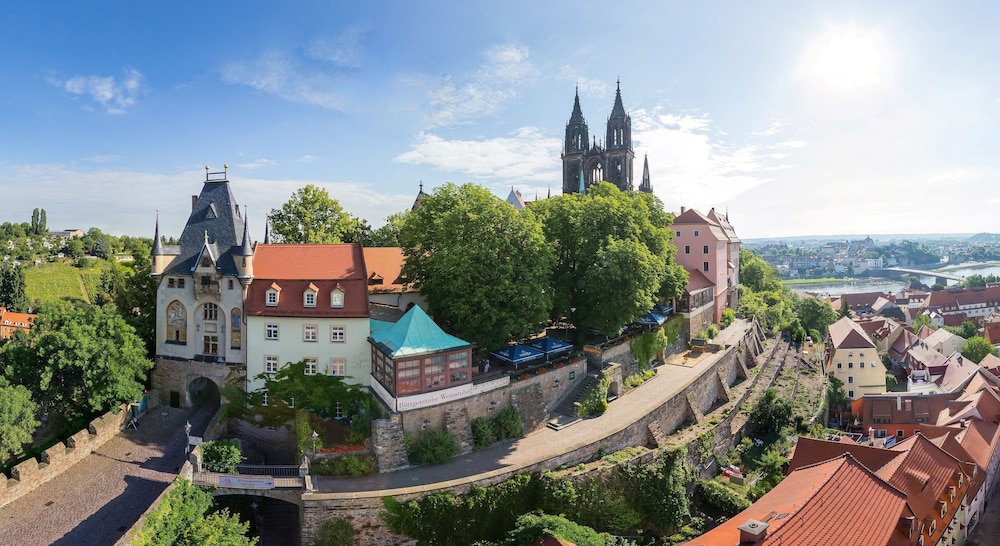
[795,296,837,336]
[0,262,28,312]
[269,184,362,244]
[0,376,39,459]
[177,510,256,546]
[826,374,849,414]
[65,239,85,259]
[748,388,792,436]
[962,336,997,364]
[367,210,409,247]
[200,439,244,474]
[98,251,157,358]
[913,312,933,332]
[256,359,364,418]
[964,274,987,289]
[38,209,46,235]
[947,320,978,339]
[400,183,554,348]
[739,249,782,293]
[532,182,683,338]
[134,479,257,546]
[1,302,153,419]
[631,330,667,367]
[838,297,851,318]
[495,513,606,546]
[30,208,39,235]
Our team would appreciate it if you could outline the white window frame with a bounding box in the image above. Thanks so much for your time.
[265,323,279,340]
[330,358,346,376]
[330,288,344,308]
[305,358,318,376]
[304,291,316,308]
[303,324,318,342]
[266,290,279,306]
[330,325,346,343]
[265,355,279,374]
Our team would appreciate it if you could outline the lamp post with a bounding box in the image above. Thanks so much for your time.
[311,430,319,453]
[184,420,192,455]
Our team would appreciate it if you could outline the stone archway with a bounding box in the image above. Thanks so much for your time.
[187,376,221,410]
[213,493,302,545]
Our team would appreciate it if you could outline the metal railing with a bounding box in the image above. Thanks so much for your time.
[192,471,304,489]
[236,464,301,477]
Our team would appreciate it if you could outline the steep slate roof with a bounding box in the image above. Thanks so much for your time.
[506,188,527,211]
[162,178,247,276]
[838,291,893,312]
[686,454,908,546]
[828,316,877,350]
[362,247,413,295]
[706,208,740,243]
[369,305,471,359]
[245,243,369,319]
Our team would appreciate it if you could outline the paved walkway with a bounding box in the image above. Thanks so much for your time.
[0,404,214,546]
[312,321,754,496]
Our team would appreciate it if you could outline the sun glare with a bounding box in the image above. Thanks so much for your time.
[808,29,885,91]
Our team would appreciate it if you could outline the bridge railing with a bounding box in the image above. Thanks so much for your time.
[192,471,304,490]
[236,464,301,477]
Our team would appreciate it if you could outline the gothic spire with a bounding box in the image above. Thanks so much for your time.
[151,210,164,256]
[237,206,253,256]
[263,216,271,245]
[609,79,626,119]
[639,154,652,193]
[569,84,585,124]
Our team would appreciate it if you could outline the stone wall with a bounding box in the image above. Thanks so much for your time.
[151,357,236,408]
[2,405,131,510]
[372,414,408,472]
[301,495,412,546]
[113,461,194,546]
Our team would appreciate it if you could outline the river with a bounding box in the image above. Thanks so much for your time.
[784,263,1000,297]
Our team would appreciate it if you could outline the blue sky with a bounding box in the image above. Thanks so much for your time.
[1,1,998,239]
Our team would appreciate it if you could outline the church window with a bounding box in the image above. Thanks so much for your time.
[203,303,219,321]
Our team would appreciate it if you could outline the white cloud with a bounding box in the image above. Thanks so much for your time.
[84,154,123,163]
[221,52,346,110]
[0,164,413,236]
[555,66,610,96]
[394,127,561,183]
[774,140,807,149]
[50,67,146,114]
[424,43,540,127]
[751,120,786,136]
[307,25,370,68]
[237,158,279,170]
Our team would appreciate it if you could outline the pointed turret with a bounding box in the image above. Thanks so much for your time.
[237,207,253,256]
[569,85,585,124]
[562,86,591,194]
[609,79,627,120]
[263,216,271,245]
[151,211,166,277]
[234,207,254,284]
[604,80,634,190]
[411,181,430,210]
[152,211,164,257]
[639,154,652,193]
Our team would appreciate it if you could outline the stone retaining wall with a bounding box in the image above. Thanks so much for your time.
[1,405,131,510]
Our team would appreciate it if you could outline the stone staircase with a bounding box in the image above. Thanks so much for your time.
[547,372,601,431]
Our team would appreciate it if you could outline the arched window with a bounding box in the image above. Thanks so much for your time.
[230,308,241,349]
[166,301,187,344]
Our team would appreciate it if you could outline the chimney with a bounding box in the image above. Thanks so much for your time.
[738,519,769,544]
[192,195,198,211]
[680,206,686,214]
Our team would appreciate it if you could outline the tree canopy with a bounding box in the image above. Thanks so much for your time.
[962,336,997,364]
[97,251,157,358]
[400,183,554,348]
[367,210,409,247]
[133,479,257,546]
[268,184,363,244]
[531,182,685,337]
[0,302,152,419]
[0,376,38,460]
[0,261,27,312]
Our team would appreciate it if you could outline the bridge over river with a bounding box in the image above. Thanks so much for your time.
[883,267,965,282]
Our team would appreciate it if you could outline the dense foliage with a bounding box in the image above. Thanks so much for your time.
[630,330,667,368]
[401,183,554,349]
[0,302,152,420]
[480,513,614,546]
[0,262,27,312]
[471,406,525,450]
[310,519,356,546]
[133,479,256,546]
[96,249,157,357]
[0,376,39,459]
[269,184,366,244]
[408,427,459,465]
[747,388,793,436]
[200,439,244,474]
[578,374,610,417]
[694,479,751,516]
[531,183,686,338]
[962,336,998,364]
[310,454,379,477]
[255,360,367,420]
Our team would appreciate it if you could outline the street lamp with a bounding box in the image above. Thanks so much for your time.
[184,420,192,454]
[311,430,319,453]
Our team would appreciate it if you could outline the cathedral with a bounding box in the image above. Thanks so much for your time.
[561,81,652,195]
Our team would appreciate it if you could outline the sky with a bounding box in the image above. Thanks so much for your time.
[1,1,999,240]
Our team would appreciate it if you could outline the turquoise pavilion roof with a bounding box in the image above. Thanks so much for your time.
[369,305,472,359]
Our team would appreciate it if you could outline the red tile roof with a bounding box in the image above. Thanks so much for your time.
[0,307,35,340]
[252,243,366,280]
[827,316,877,350]
[362,247,411,294]
[686,454,908,546]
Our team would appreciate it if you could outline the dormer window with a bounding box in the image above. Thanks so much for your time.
[266,282,281,306]
[330,287,344,308]
[304,283,318,308]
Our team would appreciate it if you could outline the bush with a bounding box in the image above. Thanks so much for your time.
[695,479,750,516]
[471,417,498,450]
[578,374,610,417]
[311,518,355,546]
[200,439,243,474]
[721,308,735,328]
[295,409,314,458]
[408,427,459,465]
[494,406,524,439]
[310,455,378,477]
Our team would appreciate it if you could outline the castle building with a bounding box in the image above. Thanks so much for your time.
[561,82,652,195]
[151,168,253,408]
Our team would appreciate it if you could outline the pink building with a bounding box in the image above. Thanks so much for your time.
[672,207,741,333]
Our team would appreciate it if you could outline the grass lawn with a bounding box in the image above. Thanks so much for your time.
[24,260,111,304]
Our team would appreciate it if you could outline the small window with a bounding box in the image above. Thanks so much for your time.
[331,325,345,343]
[303,325,318,342]
[675,230,681,237]
[305,358,318,376]
[694,230,700,237]
[837,362,842,369]
[304,291,316,308]
[848,390,855,398]
[266,290,279,306]
[168,278,175,288]
[265,323,279,340]
[228,279,234,290]
[330,358,346,376]
[178,278,185,289]
[201,275,211,286]
[330,288,344,308]
[848,376,854,384]
[262,392,269,407]
[703,245,709,254]
[334,400,343,419]
[265,355,278,374]
[703,262,710,272]
[684,245,691,254]
[897,430,904,439]
[848,362,854,368]
[203,303,218,321]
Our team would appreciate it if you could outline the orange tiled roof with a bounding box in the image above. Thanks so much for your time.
[685,454,908,546]
[828,316,877,350]
[0,307,35,340]
[252,243,366,280]
[361,247,414,294]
